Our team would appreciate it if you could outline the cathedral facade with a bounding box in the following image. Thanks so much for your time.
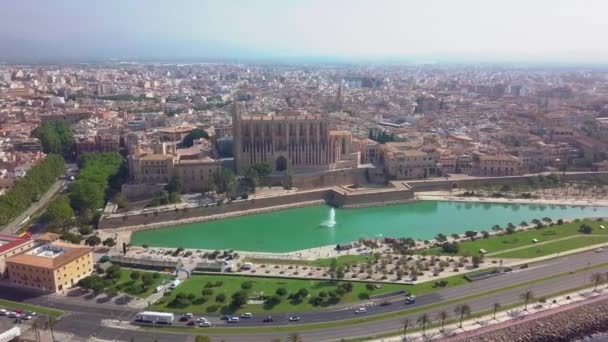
[232,102,359,175]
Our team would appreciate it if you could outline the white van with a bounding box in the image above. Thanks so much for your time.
[169,279,181,289]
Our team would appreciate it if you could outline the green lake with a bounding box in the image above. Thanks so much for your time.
[131,201,608,252]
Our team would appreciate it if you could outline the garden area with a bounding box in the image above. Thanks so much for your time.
[427,218,608,258]
[152,271,474,315]
[78,264,172,298]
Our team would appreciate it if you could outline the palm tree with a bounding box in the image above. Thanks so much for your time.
[402,318,411,340]
[417,313,430,336]
[436,310,449,331]
[492,302,501,320]
[454,303,471,328]
[520,290,535,311]
[43,316,57,342]
[591,273,604,292]
[286,332,303,342]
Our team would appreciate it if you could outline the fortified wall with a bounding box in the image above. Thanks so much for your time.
[98,183,414,230]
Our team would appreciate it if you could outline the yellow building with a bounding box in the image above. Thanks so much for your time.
[0,234,35,278]
[6,242,93,292]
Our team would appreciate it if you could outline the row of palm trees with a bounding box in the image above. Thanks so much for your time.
[272,273,607,342]
[401,290,539,339]
[401,273,608,340]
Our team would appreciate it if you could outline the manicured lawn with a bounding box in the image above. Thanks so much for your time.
[152,270,473,315]
[119,269,173,298]
[492,235,608,258]
[427,219,608,257]
[112,269,173,298]
[0,299,63,318]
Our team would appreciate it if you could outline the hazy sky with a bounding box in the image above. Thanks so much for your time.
[1,0,607,62]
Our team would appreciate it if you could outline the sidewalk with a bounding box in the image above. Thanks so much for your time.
[369,286,608,341]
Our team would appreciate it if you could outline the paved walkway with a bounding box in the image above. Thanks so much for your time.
[1,180,64,234]
[370,286,608,341]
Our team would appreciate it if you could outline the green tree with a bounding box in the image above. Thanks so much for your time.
[231,290,248,308]
[417,313,430,336]
[436,310,449,331]
[103,237,116,247]
[0,154,65,226]
[32,120,75,158]
[130,271,141,281]
[286,332,303,342]
[591,273,604,292]
[43,195,74,227]
[328,258,338,281]
[85,235,101,246]
[493,302,501,319]
[182,128,209,148]
[166,170,182,194]
[106,264,122,279]
[402,318,411,339]
[141,273,154,287]
[113,193,129,209]
[520,290,535,311]
[454,303,471,328]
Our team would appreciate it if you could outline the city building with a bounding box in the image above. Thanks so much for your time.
[0,234,35,278]
[127,143,222,193]
[472,153,522,176]
[232,102,359,174]
[6,241,93,292]
[380,138,439,180]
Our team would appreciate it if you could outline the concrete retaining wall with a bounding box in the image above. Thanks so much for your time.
[99,184,415,230]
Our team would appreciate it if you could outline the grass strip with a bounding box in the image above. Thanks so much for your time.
[0,299,64,318]
[348,282,602,341]
[142,261,608,334]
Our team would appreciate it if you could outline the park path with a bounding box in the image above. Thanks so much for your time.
[1,179,65,234]
[486,234,608,257]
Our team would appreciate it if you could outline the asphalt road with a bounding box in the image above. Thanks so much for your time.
[2,249,608,341]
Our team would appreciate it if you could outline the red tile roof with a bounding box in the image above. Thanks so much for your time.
[0,234,31,254]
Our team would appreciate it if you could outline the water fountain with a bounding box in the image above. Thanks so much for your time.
[320,207,337,228]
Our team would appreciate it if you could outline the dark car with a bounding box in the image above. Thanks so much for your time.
[186,320,196,326]
[263,316,274,323]
[379,301,391,306]
[220,315,231,320]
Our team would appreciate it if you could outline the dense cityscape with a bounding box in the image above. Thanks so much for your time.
[2,1,608,342]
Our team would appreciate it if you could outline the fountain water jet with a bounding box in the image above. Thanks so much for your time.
[320,207,336,228]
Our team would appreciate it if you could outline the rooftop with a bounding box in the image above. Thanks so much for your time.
[0,234,31,255]
[6,242,92,270]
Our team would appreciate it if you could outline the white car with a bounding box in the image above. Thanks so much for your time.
[22,315,33,320]
[196,317,207,322]
[240,312,253,318]
[595,248,603,253]
[199,321,212,327]
[288,316,300,322]
[0,309,7,316]
[228,317,240,323]
[354,308,367,314]
[8,312,18,318]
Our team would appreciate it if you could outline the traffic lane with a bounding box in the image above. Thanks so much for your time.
[178,248,603,328]
[69,265,608,342]
[196,266,608,342]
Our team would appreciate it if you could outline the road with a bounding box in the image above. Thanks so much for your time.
[0,179,65,234]
[1,249,607,341]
